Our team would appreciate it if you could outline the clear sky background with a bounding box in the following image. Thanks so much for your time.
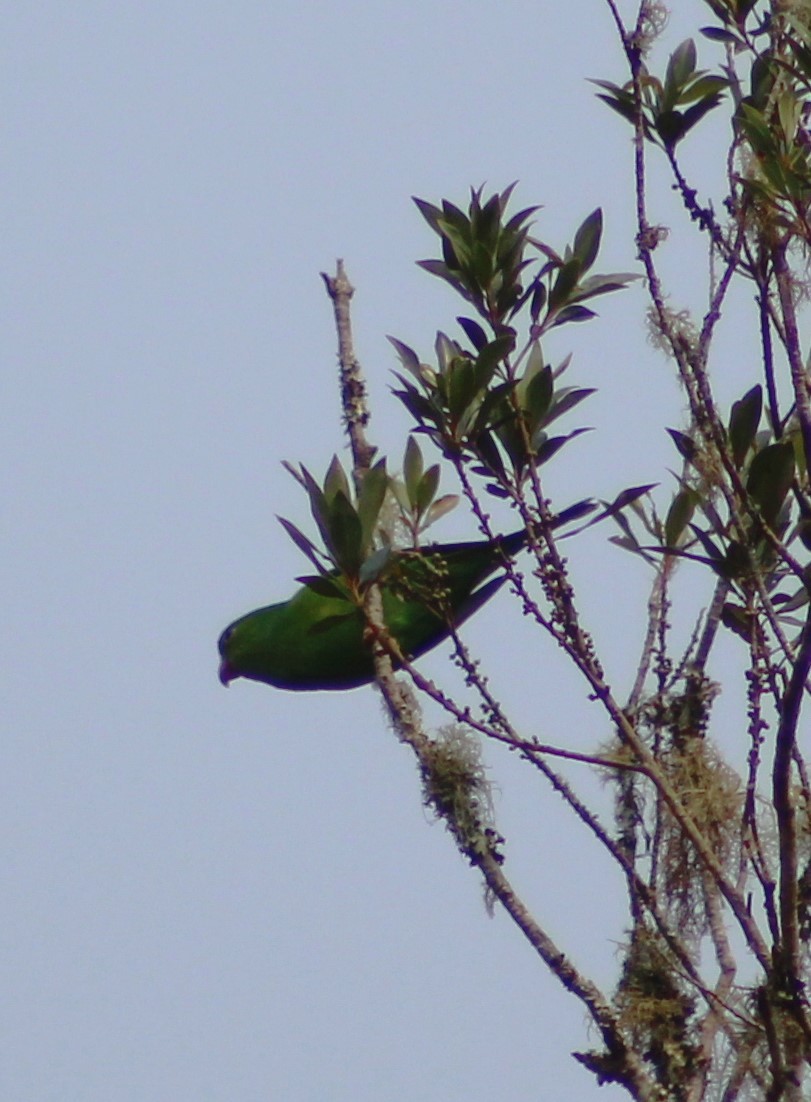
[5,3,742,1100]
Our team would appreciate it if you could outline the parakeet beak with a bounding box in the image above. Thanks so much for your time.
[218,658,236,686]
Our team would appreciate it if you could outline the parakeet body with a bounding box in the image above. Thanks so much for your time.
[218,529,527,691]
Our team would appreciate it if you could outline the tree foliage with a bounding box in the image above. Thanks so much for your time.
[280,3,811,1099]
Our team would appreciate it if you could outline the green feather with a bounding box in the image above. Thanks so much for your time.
[218,529,527,691]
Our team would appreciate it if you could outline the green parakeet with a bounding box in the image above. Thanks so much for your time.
[218,528,529,691]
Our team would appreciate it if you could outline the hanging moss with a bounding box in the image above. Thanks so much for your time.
[420,725,504,865]
[615,925,703,1097]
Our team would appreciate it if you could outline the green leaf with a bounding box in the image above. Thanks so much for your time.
[610,503,641,542]
[548,257,582,312]
[470,238,495,287]
[681,74,727,104]
[529,277,547,321]
[545,386,596,426]
[666,40,697,98]
[572,208,603,272]
[494,416,525,473]
[552,353,573,379]
[656,109,689,147]
[723,539,749,579]
[498,180,519,211]
[435,331,460,372]
[689,524,727,567]
[440,197,469,227]
[300,467,334,551]
[650,545,732,575]
[737,103,777,156]
[416,258,467,297]
[357,460,389,551]
[416,464,441,515]
[675,94,724,142]
[472,190,501,253]
[474,334,514,390]
[668,428,698,464]
[778,91,801,143]
[456,316,488,351]
[298,463,324,502]
[327,491,363,576]
[296,574,348,599]
[277,516,330,574]
[446,356,477,421]
[324,455,351,504]
[359,545,392,586]
[389,476,410,514]
[393,380,441,427]
[403,436,424,504]
[412,196,444,234]
[595,93,640,128]
[388,336,422,379]
[665,488,697,547]
[702,0,732,22]
[523,366,554,432]
[471,380,517,435]
[472,429,507,483]
[613,484,657,510]
[590,79,639,128]
[524,339,545,379]
[549,304,597,327]
[423,493,458,530]
[728,385,762,467]
[746,441,795,527]
[610,534,656,563]
[534,427,591,465]
[721,602,754,639]
[504,203,541,234]
[772,585,809,614]
[586,484,657,531]
[787,31,811,80]
[700,26,742,44]
[570,272,639,302]
[554,499,598,527]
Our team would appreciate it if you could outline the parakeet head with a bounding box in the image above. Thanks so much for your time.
[217,621,241,685]
[217,607,275,686]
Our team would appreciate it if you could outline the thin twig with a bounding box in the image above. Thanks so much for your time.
[773,243,811,476]
[774,603,811,1020]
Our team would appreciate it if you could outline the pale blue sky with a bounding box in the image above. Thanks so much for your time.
[5,3,729,1099]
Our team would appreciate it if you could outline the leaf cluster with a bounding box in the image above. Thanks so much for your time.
[279,437,464,592]
[593,38,726,149]
[414,184,536,327]
[392,189,635,496]
[733,24,811,233]
[614,384,809,643]
[278,456,391,596]
[390,436,459,544]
